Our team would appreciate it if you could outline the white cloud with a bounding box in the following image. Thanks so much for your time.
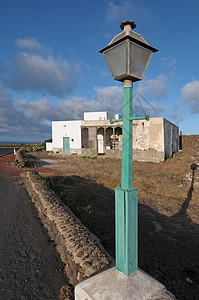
[94,84,167,117]
[0,78,169,141]
[181,80,199,113]
[135,74,168,101]
[106,1,133,23]
[161,55,177,75]
[168,109,184,124]
[94,86,123,112]
[0,85,122,140]
[0,88,21,124]
[133,96,166,117]
[132,75,168,117]
[16,37,42,51]
[9,52,75,96]
[0,89,104,140]
[0,88,51,141]
[17,97,55,120]
[99,68,111,77]
[0,37,87,97]
[105,1,153,24]
[55,97,102,120]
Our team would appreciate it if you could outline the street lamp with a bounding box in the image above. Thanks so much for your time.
[99,21,158,82]
[99,20,158,276]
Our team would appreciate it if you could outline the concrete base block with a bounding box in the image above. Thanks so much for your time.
[75,267,175,300]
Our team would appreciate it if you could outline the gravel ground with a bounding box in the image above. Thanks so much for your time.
[1,136,199,300]
[29,136,199,300]
[0,157,68,300]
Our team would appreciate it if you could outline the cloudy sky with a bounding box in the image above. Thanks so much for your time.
[0,0,199,142]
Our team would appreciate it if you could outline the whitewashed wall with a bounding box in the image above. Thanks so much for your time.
[133,118,164,152]
[84,112,108,120]
[52,120,81,150]
[164,118,179,158]
[46,142,53,151]
[84,111,122,121]
[132,117,179,162]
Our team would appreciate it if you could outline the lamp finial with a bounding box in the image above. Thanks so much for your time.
[120,21,136,31]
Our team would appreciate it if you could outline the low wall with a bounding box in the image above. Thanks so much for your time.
[81,148,97,157]
[24,171,113,286]
[183,155,199,192]
[104,149,164,162]
[133,150,165,163]
[13,150,33,168]
[105,149,122,159]
[70,149,82,155]
[79,149,164,162]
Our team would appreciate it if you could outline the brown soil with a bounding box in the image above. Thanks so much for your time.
[11,136,199,299]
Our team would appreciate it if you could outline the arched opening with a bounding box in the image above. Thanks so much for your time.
[81,127,89,148]
[97,127,104,154]
[106,127,113,149]
[111,126,122,149]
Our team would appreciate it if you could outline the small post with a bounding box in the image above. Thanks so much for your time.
[14,148,16,155]
[179,130,182,150]
[113,127,115,150]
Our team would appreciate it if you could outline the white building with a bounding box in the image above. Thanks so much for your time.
[46,111,179,162]
[46,112,121,154]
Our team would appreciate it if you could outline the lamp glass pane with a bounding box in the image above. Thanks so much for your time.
[104,41,127,80]
[129,42,152,79]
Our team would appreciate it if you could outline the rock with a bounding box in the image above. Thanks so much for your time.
[59,284,74,300]
[148,288,176,299]
[24,171,114,286]
[14,150,33,168]
[185,277,193,284]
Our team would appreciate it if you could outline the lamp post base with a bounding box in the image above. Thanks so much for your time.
[115,187,138,275]
[75,267,176,300]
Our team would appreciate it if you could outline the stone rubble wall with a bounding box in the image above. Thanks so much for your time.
[13,150,33,168]
[24,171,114,286]
[183,154,199,193]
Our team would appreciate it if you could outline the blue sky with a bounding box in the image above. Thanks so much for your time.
[0,0,199,142]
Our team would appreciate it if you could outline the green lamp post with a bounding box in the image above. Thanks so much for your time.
[99,20,158,276]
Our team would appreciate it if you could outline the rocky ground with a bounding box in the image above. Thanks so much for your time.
[26,135,199,300]
[1,135,199,299]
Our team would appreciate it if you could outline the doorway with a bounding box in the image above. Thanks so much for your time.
[63,137,70,153]
[97,134,104,154]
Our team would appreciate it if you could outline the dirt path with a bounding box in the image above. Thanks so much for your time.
[0,159,68,299]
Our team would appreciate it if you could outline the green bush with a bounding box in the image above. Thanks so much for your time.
[20,144,45,152]
[32,145,45,152]
[25,146,33,152]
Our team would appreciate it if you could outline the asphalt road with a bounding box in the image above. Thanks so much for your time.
[0,148,19,157]
[0,167,68,299]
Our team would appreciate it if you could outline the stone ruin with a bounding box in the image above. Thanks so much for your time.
[183,153,199,193]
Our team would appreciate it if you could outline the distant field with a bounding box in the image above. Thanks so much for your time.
[0,143,42,148]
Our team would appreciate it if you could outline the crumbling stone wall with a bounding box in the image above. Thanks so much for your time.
[183,155,199,193]
[13,150,33,168]
[25,171,114,286]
